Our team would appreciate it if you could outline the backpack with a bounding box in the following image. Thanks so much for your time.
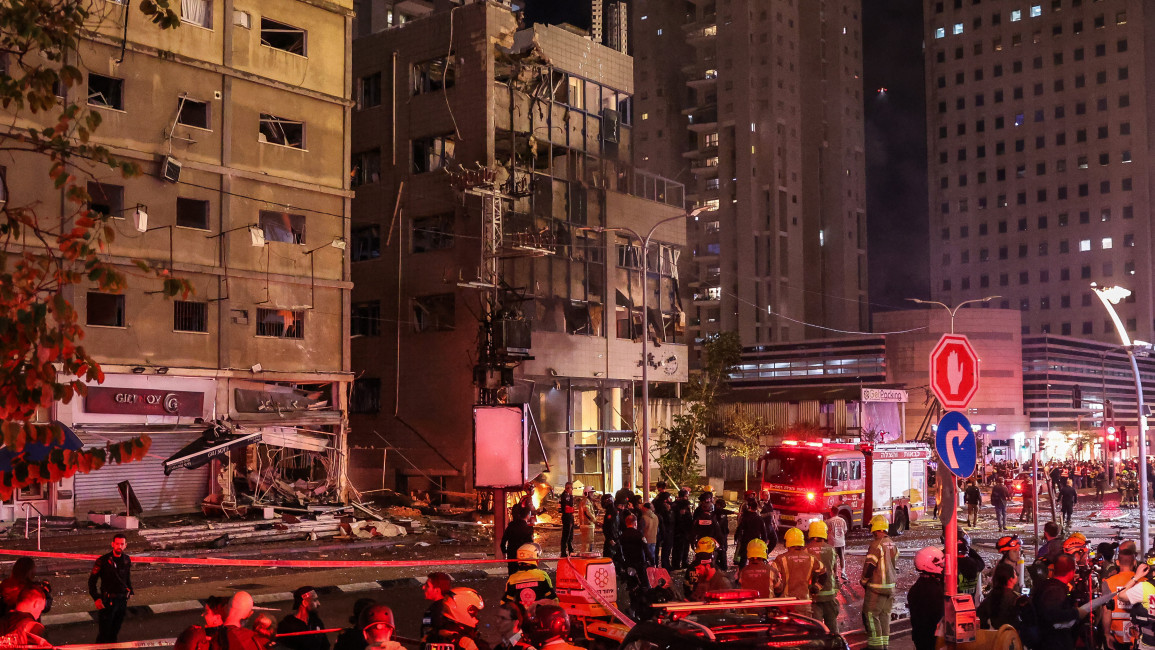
[1014,594,1041,648]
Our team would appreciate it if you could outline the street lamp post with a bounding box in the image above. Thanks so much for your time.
[585,206,706,496]
[907,294,999,598]
[1092,284,1150,553]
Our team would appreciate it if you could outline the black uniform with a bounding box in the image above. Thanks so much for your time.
[1033,577,1081,650]
[713,503,734,570]
[500,519,535,576]
[672,496,694,569]
[620,527,650,587]
[760,502,780,551]
[907,574,945,650]
[88,551,133,643]
[559,492,576,557]
[602,509,621,570]
[734,505,767,568]
[277,613,330,650]
[652,491,674,569]
[957,548,986,599]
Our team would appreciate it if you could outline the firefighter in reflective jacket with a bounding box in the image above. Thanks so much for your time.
[861,515,898,650]
[738,539,780,598]
[806,520,841,633]
[772,527,825,618]
[502,544,558,610]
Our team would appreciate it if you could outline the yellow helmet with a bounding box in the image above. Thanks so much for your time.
[808,520,828,540]
[784,527,805,548]
[516,543,542,563]
[870,515,889,533]
[696,537,718,554]
[746,538,768,560]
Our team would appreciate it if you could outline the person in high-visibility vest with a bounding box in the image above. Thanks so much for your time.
[1102,540,1138,650]
[502,544,558,611]
[772,527,825,618]
[861,515,898,650]
[805,520,840,633]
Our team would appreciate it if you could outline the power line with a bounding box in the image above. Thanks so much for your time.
[722,289,927,336]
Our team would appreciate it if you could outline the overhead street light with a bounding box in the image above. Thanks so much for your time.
[1092,283,1150,553]
[583,205,709,495]
[906,295,1001,334]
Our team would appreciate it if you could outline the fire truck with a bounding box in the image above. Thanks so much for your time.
[757,440,931,532]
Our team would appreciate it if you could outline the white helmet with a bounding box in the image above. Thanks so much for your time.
[914,546,945,574]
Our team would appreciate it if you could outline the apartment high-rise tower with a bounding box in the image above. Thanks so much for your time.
[925,0,1153,342]
[632,0,869,351]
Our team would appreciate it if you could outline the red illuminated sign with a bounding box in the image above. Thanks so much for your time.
[929,334,980,410]
[85,387,204,417]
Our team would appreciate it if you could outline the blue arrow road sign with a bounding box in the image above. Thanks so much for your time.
[936,410,977,478]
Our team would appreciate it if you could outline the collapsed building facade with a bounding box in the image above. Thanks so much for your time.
[349,2,689,496]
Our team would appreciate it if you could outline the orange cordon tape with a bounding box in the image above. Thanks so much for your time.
[0,549,563,569]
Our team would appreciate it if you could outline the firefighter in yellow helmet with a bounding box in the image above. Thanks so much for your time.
[806,519,841,633]
[772,527,825,618]
[861,515,898,650]
[738,538,780,597]
[502,544,557,610]
[686,537,732,599]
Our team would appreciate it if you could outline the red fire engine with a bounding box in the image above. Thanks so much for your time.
[757,441,931,532]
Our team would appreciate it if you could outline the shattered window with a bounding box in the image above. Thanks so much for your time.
[412,293,455,332]
[259,113,305,149]
[411,214,454,252]
[260,18,306,55]
[256,308,304,338]
[412,57,454,95]
[412,135,454,173]
[258,210,305,244]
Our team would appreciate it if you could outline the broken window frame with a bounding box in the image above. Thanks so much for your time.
[412,56,455,95]
[350,377,381,413]
[260,17,307,56]
[87,182,124,219]
[351,225,380,261]
[412,293,455,333]
[176,96,211,129]
[411,213,455,253]
[87,73,124,110]
[259,113,306,149]
[258,209,306,244]
[351,149,381,187]
[255,307,305,339]
[412,135,455,173]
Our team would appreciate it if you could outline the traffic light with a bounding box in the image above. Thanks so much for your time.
[1106,426,1117,450]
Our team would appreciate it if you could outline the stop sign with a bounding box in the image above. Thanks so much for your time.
[929,334,980,409]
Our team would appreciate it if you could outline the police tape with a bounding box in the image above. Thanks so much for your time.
[4,627,402,650]
[0,549,569,569]
[560,557,635,629]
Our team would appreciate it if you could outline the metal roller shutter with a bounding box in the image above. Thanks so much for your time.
[74,430,210,517]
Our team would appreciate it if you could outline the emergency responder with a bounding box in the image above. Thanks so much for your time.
[0,588,48,648]
[1059,478,1078,528]
[672,488,694,569]
[806,520,840,633]
[601,494,621,570]
[714,498,734,571]
[1020,475,1036,522]
[691,493,723,560]
[734,493,767,568]
[578,487,597,554]
[772,527,825,618]
[334,598,377,650]
[559,482,576,557]
[991,535,1024,595]
[1118,562,1155,650]
[686,538,733,599]
[276,586,327,650]
[759,490,780,551]
[907,547,945,650]
[861,515,898,650]
[360,606,402,650]
[738,539,779,598]
[527,604,581,650]
[955,530,986,600]
[1036,554,1126,650]
[428,588,490,650]
[502,510,536,576]
[1102,540,1138,650]
[619,514,650,588]
[421,572,452,639]
[89,533,133,643]
[502,544,558,610]
[652,483,674,569]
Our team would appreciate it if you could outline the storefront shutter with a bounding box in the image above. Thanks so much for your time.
[74,429,209,517]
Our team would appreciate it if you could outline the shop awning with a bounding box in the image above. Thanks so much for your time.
[163,430,262,475]
[0,421,84,471]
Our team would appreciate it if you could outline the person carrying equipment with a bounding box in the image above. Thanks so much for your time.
[805,520,841,633]
[772,527,826,618]
[502,544,558,611]
[738,539,780,598]
[862,515,898,650]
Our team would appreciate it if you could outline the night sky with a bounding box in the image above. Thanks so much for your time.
[521,0,930,318]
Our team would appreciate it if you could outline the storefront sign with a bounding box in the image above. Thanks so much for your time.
[234,388,328,414]
[85,387,203,417]
[605,432,635,447]
[861,388,909,403]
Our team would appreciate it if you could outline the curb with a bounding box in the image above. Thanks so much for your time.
[41,569,492,627]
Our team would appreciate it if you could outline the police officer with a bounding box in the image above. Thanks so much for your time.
[89,533,133,643]
[861,515,898,650]
[734,494,767,569]
[672,488,694,569]
[502,544,558,610]
[806,520,840,633]
[652,483,674,569]
[738,539,779,598]
[772,528,825,618]
[559,483,575,557]
[907,547,945,650]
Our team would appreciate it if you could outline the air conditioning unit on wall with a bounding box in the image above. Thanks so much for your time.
[159,156,182,183]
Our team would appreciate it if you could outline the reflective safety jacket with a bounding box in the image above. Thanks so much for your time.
[805,540,840,602]
[772,547,825,601]
[738,560,780,598]
[502,569,558,607]
[1103,569,1136,646]
[1123,580,1155,650]
[863,536,898,595]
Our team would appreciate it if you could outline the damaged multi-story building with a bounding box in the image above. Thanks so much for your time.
[349,1,689,495]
